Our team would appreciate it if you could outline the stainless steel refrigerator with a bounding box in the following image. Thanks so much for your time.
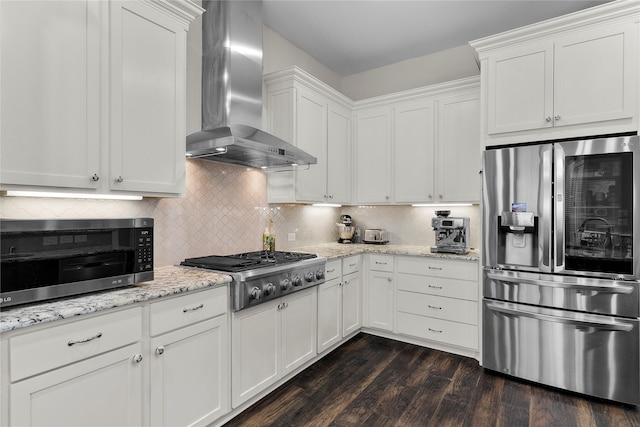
[482,134,640,405]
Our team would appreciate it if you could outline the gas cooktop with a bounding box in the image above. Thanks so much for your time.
[180,250,318,273]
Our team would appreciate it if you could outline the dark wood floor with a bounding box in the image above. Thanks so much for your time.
[224,333,640,427]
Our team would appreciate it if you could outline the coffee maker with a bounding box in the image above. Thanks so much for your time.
[336,215,356,243]
[430,210,470,254]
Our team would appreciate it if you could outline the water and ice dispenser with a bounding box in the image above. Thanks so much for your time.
[497,211,538,267]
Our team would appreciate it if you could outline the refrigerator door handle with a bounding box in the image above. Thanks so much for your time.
[485,270,635,294]
[485,300,635,332]
[554,146,565,270]
[541,148,553,269]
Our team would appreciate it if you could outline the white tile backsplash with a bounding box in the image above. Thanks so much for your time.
[1,160,479,265]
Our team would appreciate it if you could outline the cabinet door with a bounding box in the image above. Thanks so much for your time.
[437,92,481,202]
[486,42,554,134]
[266,87,296,203]
[368,271,394,331]
[327,102,352,203]
[110,1,186,195]
[394,100,435,203]
[0,0,101,190]
[150,316,229,427]
[554,22,637,128]
[281,288,317,375]
[295,88,327,202]
[355,108,392,203]
[317,278,342,353]
[342,271,362,337]
[10,343,143,427]
[232,302,279,408]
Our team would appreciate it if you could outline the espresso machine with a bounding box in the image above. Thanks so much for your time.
[431,211,470,254]
[336,215,356,243]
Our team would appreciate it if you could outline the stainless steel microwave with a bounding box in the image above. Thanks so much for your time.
[1,218,153,307]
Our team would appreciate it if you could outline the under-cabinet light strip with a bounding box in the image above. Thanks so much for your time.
[3,190,143,201]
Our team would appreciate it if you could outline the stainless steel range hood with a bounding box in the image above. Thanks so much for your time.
[186,0,316,169]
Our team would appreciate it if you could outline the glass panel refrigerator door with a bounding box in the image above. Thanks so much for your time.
[564,151,633,275]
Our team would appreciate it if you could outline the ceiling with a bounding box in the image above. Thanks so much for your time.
[263,0,611,76]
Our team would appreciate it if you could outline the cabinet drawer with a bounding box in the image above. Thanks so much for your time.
[10,307,142,382]
[343,255,362,275]
[397,312,478,349]
[397,291,478,325]
[368,254,393,272]
[150,287,227,336]
[325,259,342,281]
[397,272,478,301]
[397,256,478,281]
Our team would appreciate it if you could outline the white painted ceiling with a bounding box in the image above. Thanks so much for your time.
[263,0,611,76]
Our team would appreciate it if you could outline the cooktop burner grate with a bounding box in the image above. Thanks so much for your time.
[180,250,318,273]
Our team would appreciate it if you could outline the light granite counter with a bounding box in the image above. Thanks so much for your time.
[0,266,231,334]
[292,242,480,262]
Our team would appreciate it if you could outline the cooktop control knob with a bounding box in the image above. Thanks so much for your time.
[316,269,324,280]
[305,272,314,282]
[292,276,302,287]
[280,278,291,291]
[249,286,261,300]
[264,283,275,296]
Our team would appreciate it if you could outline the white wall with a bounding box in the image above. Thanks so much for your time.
[341,44,480,100]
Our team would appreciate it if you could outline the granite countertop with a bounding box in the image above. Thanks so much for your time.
[292,242,480,262]
[0,266,231,334]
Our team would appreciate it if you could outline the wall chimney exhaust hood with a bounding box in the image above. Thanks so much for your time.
[186,0,317,169]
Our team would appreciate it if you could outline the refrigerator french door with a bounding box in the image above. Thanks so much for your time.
[482,134,640,405]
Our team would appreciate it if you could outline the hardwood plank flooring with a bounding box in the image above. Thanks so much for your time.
[223,333,640,427]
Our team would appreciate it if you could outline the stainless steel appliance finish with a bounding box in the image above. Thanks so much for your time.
[363,229,388,244]
[181,251,325,311]
[431,216,470,254]
[185,0,317,168]
[337,214,356,243]
[482,134,640,405]
[0,218,154,307]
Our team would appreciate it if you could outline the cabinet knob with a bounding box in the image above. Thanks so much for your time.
[156,346,165,355]
[91,174,100,182]
[554,115,561,121]
[115,176,124,183]
[545,116,552,123]
[385,195,390,200]
[387,278,392,282]
[438,194,443,199]
[132,354,143,363]
[428,194,433,199]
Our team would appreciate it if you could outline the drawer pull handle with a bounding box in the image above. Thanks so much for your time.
[428,305,442,310]
[183,303,204,313]
[428,328,443,333]
[327,268,335,273]
[68,332,103,346]
[428,285,443,289]
[375,261,387,265]
[428,266,442,271]
[349,263,357,267]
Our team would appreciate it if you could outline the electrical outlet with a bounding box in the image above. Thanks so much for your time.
[288,233,296,241]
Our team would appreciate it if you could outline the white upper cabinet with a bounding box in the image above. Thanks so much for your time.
[265,67,352,204]
[472,1,639,146]
[393,100,435,203]
[0,0,102,190]
[0,0,203,196]
[354,107,393,204]
[354,77,481,205]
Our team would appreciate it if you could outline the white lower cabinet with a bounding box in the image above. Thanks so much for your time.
[232,287,317,408]
[149,287,229,427]
[367,254,394,331]
[396,256,479,350]
[317,256,363,353]
[8,307,144,427]
[4,287,230,427]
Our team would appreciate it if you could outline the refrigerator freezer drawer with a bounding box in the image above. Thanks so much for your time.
[483,299,640,405]
[484,269,640,318]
